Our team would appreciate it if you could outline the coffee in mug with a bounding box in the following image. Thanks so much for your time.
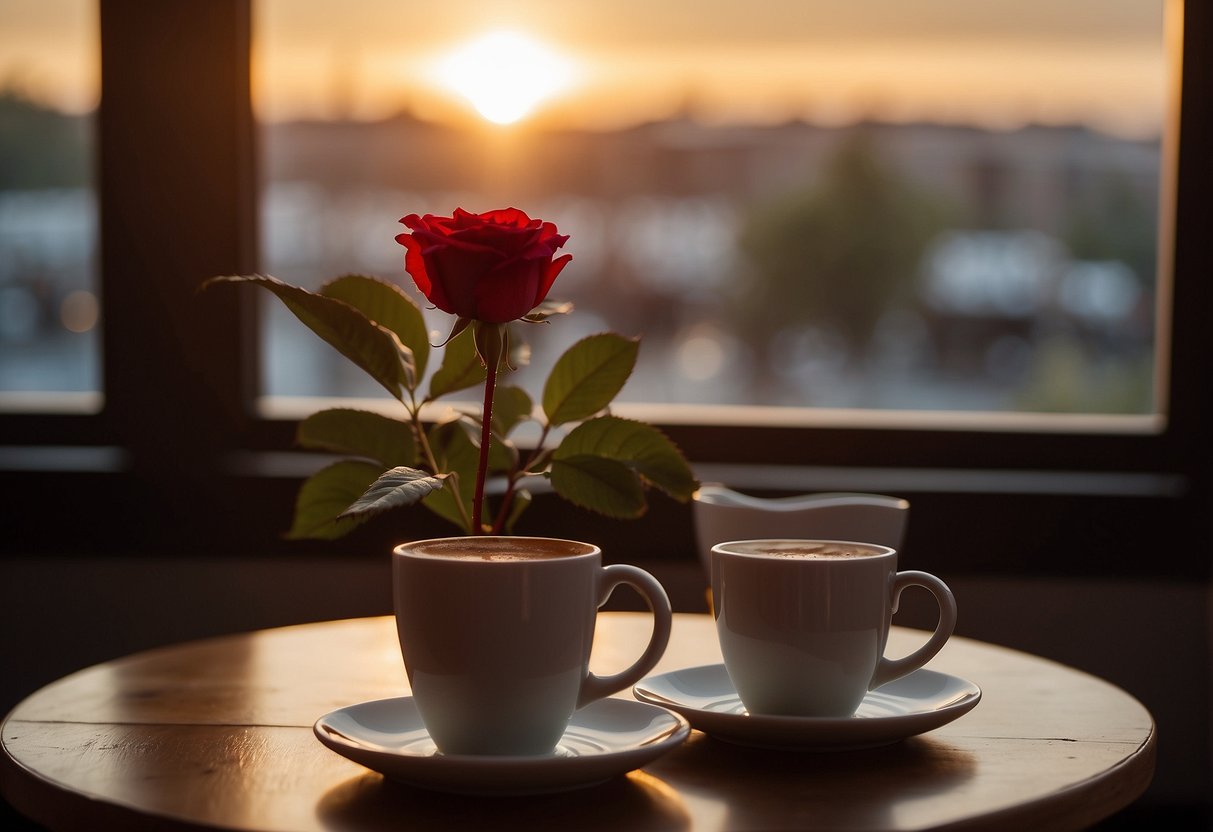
[711,539,957,717]
[394,536,673,755]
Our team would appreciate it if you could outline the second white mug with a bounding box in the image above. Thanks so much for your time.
[711,538,957,717]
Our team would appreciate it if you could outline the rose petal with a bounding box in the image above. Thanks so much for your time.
[396,233,435,299]
[481,207,536,229]
[538,254,572,306]
[475,260,546,323]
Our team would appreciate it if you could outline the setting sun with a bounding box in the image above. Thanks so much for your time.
[433,30,577,125]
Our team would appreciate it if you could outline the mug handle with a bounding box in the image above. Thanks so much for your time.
[869,570,957,690]
[577,564,673,708]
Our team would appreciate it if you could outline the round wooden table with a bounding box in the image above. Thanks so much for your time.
[1,613,1155,831]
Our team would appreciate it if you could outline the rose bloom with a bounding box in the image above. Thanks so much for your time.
[396,208,572,324]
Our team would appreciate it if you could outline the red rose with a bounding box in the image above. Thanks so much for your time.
[396,208,572,324]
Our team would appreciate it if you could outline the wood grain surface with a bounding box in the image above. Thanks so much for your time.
[1,614,1155,831]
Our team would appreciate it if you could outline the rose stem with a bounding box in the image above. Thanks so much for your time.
[471,351,497,535]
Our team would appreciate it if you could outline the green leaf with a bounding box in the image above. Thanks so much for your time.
[422,483,470,533]
[503,489,532,533]
[431,416,515,479]
[421,418,515,532]
[319,274,431,384]
[428,419,479,482]
[489,433,520,473]
[491,385,534,436]
[296,408,416,468]
[422,421,479,530]
[204,274,409,402]
[553,415,698,501]
[286,460,384,540]
[338,466,449,520]
[526,447,554,474]
[428,327,487,400]
[549,455,646,518]
[542,333,639,426]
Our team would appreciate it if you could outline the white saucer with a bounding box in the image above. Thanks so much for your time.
[632,664,980,751]
[313,696,690,795]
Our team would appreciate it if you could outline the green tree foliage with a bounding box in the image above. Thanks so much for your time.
[735,132,955,356]
[1064,171,1157,287]
[0,89,91,190]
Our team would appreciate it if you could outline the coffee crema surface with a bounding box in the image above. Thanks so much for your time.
[403,538,594,561]
[719,541,888,559]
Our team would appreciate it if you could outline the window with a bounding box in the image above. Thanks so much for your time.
[0,1,1208,585]
[254,1,1167,422]
[0,0,100,409]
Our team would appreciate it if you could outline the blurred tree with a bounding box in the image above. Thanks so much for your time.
[1064,170,1157,287]
[733,131,955,367]
[0,89,91,190]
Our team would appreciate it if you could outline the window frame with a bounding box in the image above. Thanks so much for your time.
[1,0,1209,581]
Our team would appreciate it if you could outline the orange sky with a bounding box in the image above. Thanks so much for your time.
[0,0,1172,138]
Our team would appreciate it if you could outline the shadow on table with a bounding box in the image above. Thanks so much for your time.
[648,732,978,830]
[317,733,976,831]
[316,768,691,831]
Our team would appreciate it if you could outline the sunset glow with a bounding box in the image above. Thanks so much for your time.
[0,0,1170,140]
[433,31,577,125]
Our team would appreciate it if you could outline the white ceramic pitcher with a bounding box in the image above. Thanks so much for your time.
[692,484,910,578]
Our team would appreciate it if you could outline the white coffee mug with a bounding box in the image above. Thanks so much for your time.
[711,539,957,717]
[394,536,672,755]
